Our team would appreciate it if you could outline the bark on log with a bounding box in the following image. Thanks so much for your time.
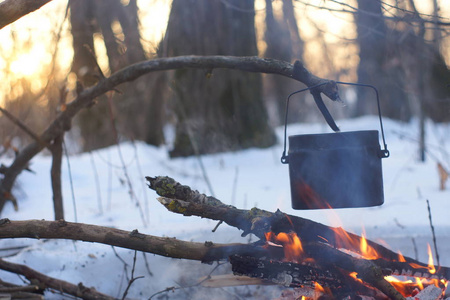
[0,55,338,213]
[0,0,52,29]
[0,219,265,262]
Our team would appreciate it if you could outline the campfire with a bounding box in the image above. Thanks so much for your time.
[257,229,448,299]
[147,176,450,300]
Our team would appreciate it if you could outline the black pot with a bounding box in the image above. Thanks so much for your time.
[281,82,389,209]
[287,130,385,209]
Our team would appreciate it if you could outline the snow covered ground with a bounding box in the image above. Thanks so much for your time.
[0,116,449,299]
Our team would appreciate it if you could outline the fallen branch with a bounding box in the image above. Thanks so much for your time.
[0,219,265,262]
[0,55,337,212]
[0,258,113,300]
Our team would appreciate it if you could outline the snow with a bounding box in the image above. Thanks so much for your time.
[0,116,449,299]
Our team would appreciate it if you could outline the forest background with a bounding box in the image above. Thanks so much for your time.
[0,0,449,160]
[0,1,449,299]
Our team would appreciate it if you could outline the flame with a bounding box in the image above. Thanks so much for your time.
[385,275,447,297]
[314,282,325,293]
[265,231,304,263]
[296,180,330,209]
[427,244,436,274]
[415,277,424,290]
[360,233,379,260]
[349,272,363,284]
[331,227,381,260]
[264,182,448,298]
[384,276,417,297]
[313,282,332,298]
[398,251,406,262]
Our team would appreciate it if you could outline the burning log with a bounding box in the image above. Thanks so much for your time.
[146,176,448,279]
[229,254,345,290]
[146,176,450,300]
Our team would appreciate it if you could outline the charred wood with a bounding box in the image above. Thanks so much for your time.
[146,176,446,280]
[230,254,346,290]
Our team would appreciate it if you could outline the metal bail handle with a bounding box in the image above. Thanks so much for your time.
[281,81,390,164]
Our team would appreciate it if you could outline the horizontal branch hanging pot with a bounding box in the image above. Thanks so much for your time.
[281,82,390,210]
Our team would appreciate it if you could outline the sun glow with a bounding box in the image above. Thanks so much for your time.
[10,50,46,78]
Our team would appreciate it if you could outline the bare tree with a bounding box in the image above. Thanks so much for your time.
[69,0,165,151]
[161,0,276,157]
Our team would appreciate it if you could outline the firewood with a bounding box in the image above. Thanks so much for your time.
[146,176,448,280]
[146,176,450,300]
[229,254,345,289]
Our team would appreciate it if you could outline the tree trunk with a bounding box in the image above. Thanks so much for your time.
[263,0,306,126]
[69,0,165,151]
[355,0,411,121]
[162,0,276,157]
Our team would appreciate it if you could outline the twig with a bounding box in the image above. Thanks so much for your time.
[411,237,419,261]
[0,257,114,300]
[121,250,144,300]
[141,252,153,277]
[111,246,129,280]
[170,84,218,230]
[148,261,227,299]
[106,92,147,227]
[0,106,43,145]
[89,152,103,214]
[426,199,440,267]
[231,166,239,206]
[0,285,39,293]
[132,141,149,222]
[212,221,223,233]
[148,286,176,300]
[0,245,29,252]
[63,141,77,222]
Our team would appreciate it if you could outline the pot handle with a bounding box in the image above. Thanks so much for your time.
[281,81,390,164]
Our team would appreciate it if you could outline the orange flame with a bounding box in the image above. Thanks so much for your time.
[398,251,406,262]
[265,231,304,263]
[385,275,447,297]
[427,244,436,274]
[360,233,379,260]
[384,276,418,297]
[331,227,382,260]
[296,180,330,209]
[314,282,325,293]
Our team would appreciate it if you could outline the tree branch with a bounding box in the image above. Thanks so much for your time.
[50,135,64,220]
[0,219,265,262]
[0,0,53,30]
[0,106,43,144]
[0,55,337,212]
[0,258,114,300]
